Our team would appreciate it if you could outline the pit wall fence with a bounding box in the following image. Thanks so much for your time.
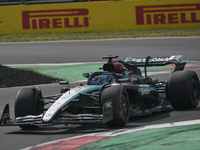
[0,0,200,34]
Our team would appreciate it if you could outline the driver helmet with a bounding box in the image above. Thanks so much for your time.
[98,74,113,85]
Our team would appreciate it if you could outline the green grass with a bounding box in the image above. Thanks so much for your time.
[9,63,105,81]
[0,27,200,43]
[9,63,175,81]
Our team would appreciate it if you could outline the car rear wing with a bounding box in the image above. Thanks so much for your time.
[122,55,186,77]
[122,55,186,71]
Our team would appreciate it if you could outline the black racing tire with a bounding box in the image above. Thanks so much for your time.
[167,71,200,109]
[101,85,129,127]
[15,87,41,129]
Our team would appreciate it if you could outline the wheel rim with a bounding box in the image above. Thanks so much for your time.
[121,94,128,119]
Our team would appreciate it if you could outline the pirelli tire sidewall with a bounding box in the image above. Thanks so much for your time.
[167,71,200,109]
[101,85,129,127]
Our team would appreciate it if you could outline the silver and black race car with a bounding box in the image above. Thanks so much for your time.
[1,55,200,129]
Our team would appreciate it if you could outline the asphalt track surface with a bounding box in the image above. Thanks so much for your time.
[0,37,200,64]
[0,37,200,150]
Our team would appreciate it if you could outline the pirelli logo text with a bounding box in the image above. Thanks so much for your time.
[22,9,89,29]
[136,3,200,25]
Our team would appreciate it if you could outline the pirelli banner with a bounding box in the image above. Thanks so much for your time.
[0,0,200,34]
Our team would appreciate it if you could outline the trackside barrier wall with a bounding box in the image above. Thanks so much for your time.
[0,0,200,34]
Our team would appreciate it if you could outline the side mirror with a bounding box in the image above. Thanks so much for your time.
[83,73,90,78]
[59,81,69,85]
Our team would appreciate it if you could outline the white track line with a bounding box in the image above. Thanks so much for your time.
[1,37,200,45]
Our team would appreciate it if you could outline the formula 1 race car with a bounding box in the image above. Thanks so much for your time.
[1,55,200,129]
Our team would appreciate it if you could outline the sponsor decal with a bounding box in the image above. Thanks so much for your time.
[1,112,10,125]
[22,8,89,30]
[1,112,9,120]
[105,101,112,109]
[138,87,157,96]
[124,55,183,63]
[124,57,169,63]
[139,87,151,96]
[136,3,200,25]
